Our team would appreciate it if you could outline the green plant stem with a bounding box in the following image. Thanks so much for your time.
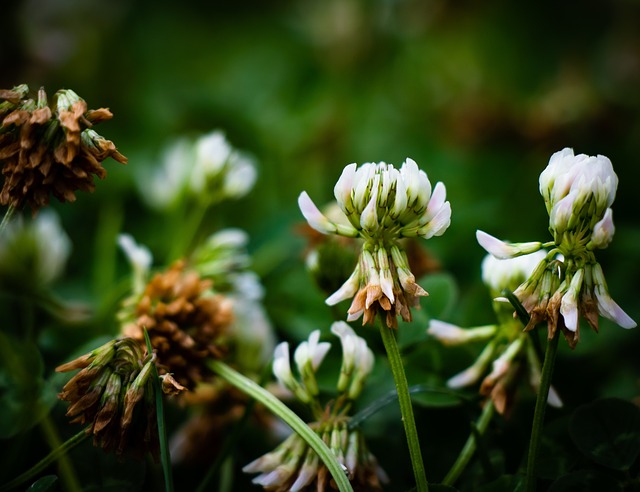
[525,332,559,492]
[0,205,16,234]
[143,330,174,492]
[442,401,495,485]
[38,416,83,492]
[378,321,429,492]
[0,428,89,492]
[208,360,354,492]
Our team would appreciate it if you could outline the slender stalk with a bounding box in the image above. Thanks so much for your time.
[442,401,495,485]
[0,205,16,235]
[39,416,83,492]
[143,330,174,492]
[378,321,429,492]
[208,360,354,492]
[0,429,89,492]
[525,332,559,492]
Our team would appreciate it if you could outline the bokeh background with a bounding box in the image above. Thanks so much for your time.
[2,0,640,490]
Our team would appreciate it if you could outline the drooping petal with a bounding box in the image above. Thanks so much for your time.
[298,191,337,235]
[560,269,584,332]
[476,230,542,259]
[592,263,636,329]
[326,266,361,306]
[590,208,615,249]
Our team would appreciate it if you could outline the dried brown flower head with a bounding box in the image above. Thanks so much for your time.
[0,84,127,212]
[122,260,233,390]
[56,338,159,459]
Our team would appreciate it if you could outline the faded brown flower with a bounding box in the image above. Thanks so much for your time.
[122,260,233,390]
[56,338,159,460]
[0,84,127,213]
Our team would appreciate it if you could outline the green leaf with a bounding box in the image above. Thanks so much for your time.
[27,475,59,492]
[548,470,622,492]
[420,272,459,320]
[569,398,640,471]
[0,332,57,438]
[429,485,460,491]
[410,388,466,408]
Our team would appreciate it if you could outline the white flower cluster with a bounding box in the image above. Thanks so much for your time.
[273,323,374,406]
[299,159,451,327]
[477,148,635,347]
[299,158,451,241]
[140,130,257,210]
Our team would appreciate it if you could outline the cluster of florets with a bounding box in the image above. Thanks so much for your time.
[299,159,451,328]
[477,148,635,348]
[0,84,126,212]
[244,323,387,491]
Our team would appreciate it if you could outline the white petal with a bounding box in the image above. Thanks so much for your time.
[590,208,615,249]
[417,201,451,239]
[325,267,360,306]
[476,230,541,259]
[334,163,357,212]
[298,192,336,234]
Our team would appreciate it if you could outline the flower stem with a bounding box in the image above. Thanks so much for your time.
[525,332,559,492]
[0,428,89,492]
[378,321,429,492]
[208,360,354,492]
[442,401,495,485]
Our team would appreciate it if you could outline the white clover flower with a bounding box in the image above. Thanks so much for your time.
[299,158,450,327]
[0,210,71,287]
[294,330,332,375]
[139,138,194,210]
[118,234,152,277]
[478,148,634,347]
[540,148,618,240]
[331,321,374,398]
[189,131,257,201]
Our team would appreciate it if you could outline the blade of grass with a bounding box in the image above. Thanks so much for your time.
[143,329,174,492]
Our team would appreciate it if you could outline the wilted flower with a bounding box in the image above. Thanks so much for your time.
[120,260,233,390]
[429,254,562,414]
[138,130,256,210]
[299,159,451,327]
[56,338,164,459]
[244,323,387,491]
[477,148,635,347]
[0,85,126,213]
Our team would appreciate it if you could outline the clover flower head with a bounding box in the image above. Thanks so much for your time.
[243,418,388,492]
[299,159,450,327]
[119,260,233,389]
[478,148,635,348]
[56,337,185,458]
[0,85,126,212]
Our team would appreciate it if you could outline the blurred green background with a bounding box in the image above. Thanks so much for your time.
[2,0,640,490]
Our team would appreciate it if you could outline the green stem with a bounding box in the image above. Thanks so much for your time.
[0,205,16,235]
[208,360,354,492]
[442,401,495,485]
[378,321,429,492]
[39,416,83,492]
[143,330,174,492]
[0,429,89,492]
[525,332,559,492]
